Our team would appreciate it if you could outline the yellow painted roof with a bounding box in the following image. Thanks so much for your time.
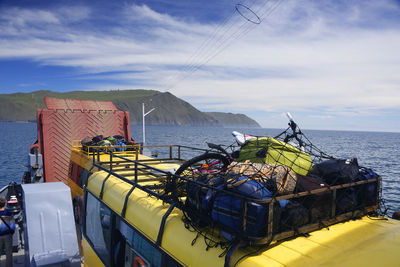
[233,216,400,267]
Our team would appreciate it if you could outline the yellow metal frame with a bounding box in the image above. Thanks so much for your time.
[71,140,141,157]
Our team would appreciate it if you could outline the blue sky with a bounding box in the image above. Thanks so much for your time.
[0,0,399,131]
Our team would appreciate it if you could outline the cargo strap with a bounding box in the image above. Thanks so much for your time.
[121,185,136,218]
[99,172,112,200]
[156,203,176,247]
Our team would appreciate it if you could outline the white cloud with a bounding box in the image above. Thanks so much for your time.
[0,7,60,26]
[128,4,183,28]
[0,0,399,129]
[58,6,91,22]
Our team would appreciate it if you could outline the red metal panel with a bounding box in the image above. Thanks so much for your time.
[37,98,131,183]
[45,97,118,111]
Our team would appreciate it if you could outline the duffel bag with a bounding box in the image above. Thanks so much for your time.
[295,175,331,222]
[81,137,94,153]
[236,137,312,176]
[336,187,358,214]
[92,135,103,143]
[357,167,379,206]
[184,175,225,227]
[295,175,328,192]
[209,177,283,240]
[280,201,309,231]
[310,158,359,185]
[359,167,379,179]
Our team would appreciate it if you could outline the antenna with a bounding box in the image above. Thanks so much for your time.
[142,102,155,145]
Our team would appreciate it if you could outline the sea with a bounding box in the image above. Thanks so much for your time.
[0,122,399,216]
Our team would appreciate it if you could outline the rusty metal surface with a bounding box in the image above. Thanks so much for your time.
[37,98,131,183]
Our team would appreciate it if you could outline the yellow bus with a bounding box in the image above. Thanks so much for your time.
[74,144,400,267]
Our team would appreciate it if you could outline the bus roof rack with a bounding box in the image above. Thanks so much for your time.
[88,148,381,246]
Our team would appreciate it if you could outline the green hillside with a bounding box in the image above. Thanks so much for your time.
[0,90,260,127]
[0,90,157,121]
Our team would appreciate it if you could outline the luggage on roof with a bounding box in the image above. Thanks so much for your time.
[227,161,297,195]
[311,158,359,185]
[236,137,312,176]
[80,134,137,153]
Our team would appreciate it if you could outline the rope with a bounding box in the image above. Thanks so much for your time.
[176,124,383,260]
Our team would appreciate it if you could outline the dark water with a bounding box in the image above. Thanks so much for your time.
[1,122,399,215]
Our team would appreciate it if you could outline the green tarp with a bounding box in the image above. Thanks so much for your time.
[236,137,312,176]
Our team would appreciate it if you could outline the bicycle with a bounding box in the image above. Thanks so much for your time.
[174,142,237,178]
[174,113,306,178]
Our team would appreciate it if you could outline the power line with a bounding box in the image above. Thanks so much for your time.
[163,0,284,91]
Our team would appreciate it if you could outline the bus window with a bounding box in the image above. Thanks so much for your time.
[116,219,162,267]
[85,192,112,265]
[84,192,181,267]
[125,244,150,267]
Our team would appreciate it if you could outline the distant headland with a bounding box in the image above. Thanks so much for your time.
[0,90,260,127]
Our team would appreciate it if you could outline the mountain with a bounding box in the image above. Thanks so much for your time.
[205,112,260,127]
[0,90,260,127]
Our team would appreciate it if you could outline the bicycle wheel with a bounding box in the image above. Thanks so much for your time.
[172,153,230,197]
[175,153,230,178]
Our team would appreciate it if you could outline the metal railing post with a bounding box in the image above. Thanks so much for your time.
[134,162,138,184]
[242,200,247,234]
[267,201,274,239]
[376,177,381,207]
[110,153,113,172]
[331,189,337,218]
